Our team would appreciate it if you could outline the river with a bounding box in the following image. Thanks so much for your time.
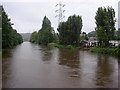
[2,42,119,88]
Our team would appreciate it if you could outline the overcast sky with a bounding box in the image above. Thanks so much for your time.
[1,0,120,33]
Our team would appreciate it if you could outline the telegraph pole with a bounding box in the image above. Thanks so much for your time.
[55,1,65,25]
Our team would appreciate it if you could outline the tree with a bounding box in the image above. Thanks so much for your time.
[58,22,69,45]
[95,7,116,46]
[2,6,23,49]
[30,16,55,45]
[42,16,51,30]
[29,31,38,43]
[0,6,2,49]
[58,15,83,46]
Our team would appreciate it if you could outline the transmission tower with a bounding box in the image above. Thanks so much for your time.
[55,1,65,25]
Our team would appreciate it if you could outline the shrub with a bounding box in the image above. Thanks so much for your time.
[48,43,78,50]
[66,45,74,50]
[48,43,58,47]
[90,47,119,56]
[48,43,64,48]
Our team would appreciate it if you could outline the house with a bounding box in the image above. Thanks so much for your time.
[109,40,120,46]
[80,37,98,47]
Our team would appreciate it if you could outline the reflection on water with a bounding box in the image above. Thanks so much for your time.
[95,55,118,87]
[118,57,120,89]
[2,42,119,88]
[0,54,2,89]
[40,46,53,62]
[59,49,80,68]
[59,49,80,78]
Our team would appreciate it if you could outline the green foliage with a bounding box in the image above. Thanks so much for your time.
[0,6,2,49]
[30,16,56,45]
[48,43,79,50]
[29,31,38,43]
[58,15,83,46]
[42,16,51,30]
[2,6,23,49]
[90,47,120,56]
[66,45,75,50]
[30,15,82,47]
[37,28,54,45]
[48,43,64,48]
[48,43,58,47]
[113,36,120,40]
[95,7,116,47]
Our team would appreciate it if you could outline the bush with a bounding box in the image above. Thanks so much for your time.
[48,43,64,48]
[90,47,120,56]
[48,43,78,50]
[66,45,74,50]
[48,43,58,47]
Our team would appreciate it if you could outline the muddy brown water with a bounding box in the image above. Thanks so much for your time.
[2,42,119,88]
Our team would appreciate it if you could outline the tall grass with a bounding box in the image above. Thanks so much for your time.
[90,47,120,56]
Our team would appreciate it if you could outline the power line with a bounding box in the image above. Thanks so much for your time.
[55,1,66,25]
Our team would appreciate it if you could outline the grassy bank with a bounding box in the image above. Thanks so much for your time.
[48,43,79,50]
[90,46,120,56]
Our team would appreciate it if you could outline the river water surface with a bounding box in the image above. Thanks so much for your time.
[2,42,119,88]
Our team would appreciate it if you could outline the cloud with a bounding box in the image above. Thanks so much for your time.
[2,0,119,33]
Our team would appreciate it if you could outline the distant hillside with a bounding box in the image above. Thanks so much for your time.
[87,31,97,37]
[20,33,31,41]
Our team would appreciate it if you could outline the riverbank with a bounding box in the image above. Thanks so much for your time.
[90,46,120,56]
[48,43,79,50]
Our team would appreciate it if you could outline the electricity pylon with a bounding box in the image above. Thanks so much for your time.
[55,1,65,25]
